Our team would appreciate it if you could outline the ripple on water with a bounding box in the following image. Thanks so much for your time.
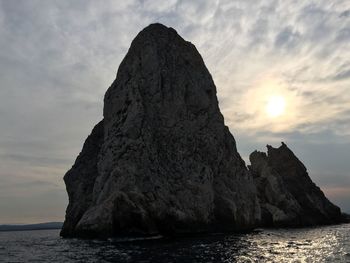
[1,224,350,262]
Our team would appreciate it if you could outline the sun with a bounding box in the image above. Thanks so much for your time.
[266,95,286,117]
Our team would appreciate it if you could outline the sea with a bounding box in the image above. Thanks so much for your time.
[1,223,350,263]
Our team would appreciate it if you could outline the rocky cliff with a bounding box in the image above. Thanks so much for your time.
[61,23,345,238]
[61,23,260,238]
[249,142,343,227]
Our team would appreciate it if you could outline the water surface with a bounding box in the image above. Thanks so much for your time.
[1,223,350,262]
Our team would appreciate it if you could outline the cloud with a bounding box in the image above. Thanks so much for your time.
[274,26,301,50]
[0,153,70,167]
[340,9,350,17]
[0,0,349,222]
[332,68,350,81]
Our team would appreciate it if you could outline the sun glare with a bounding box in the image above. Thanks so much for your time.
[266,95,286,117]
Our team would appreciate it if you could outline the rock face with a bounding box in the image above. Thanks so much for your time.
[249,142,343,227]
[61,23,260,238]
[61,23,345,238]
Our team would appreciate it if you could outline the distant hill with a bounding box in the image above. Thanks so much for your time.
[0,222,63,232]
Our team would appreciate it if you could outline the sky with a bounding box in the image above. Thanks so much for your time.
[0,0,349,224]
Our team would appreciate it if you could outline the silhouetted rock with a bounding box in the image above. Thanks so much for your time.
[249,142,344,227]
[61,23,345,239]
[61,120,104,237]
[61,23,260,238]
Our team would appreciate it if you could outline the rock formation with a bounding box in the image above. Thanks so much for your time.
[249,142,343,227]
[61,23,260,238]
[61,23,345,238]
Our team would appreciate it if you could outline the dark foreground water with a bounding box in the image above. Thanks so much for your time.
[1,224,350,263]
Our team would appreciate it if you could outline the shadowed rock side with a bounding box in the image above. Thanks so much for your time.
[61,23,260,238]
[249,142,344,227]
[61,120,104,237]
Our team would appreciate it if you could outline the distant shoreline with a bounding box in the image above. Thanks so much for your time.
[0,222,63,232]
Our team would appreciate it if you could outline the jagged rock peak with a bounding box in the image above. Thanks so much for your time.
[61,23,260,238]
[265,142,303,166]
[249,142,343,227]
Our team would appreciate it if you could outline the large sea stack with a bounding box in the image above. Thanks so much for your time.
[61,23,260,238]
[61,23,345,238]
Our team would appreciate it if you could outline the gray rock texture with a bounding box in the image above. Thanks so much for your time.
[249,142,344,227]
[61,23,260,238]
[61,120,104,237]
[61,23,345,238]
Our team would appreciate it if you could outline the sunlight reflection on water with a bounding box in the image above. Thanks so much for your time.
[1,223,349,262]
[233,225,347,262]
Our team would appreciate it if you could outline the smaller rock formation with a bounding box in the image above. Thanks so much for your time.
[249,142,344,227]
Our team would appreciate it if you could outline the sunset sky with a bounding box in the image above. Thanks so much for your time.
[0,0,349,224]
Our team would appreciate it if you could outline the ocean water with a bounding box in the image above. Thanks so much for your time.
[1,224,350,263]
